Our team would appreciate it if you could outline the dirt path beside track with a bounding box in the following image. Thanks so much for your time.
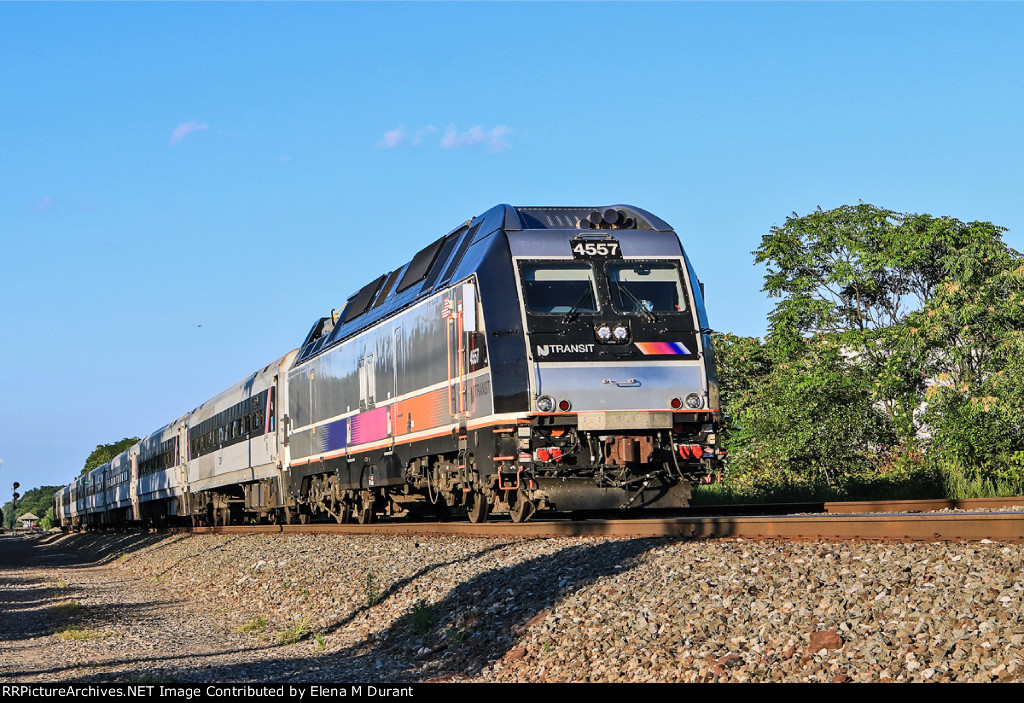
[0,532,381,682]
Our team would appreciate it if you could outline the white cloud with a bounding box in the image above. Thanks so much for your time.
[377,125,437,149]
[170,121,210,146]
[410,125,437,146]
[378,126,409,149]
[440,124,511,153]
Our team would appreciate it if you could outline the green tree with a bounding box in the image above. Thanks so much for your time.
[749,203,1024,494]
[714,332,894,491]
[40,506,55,531]
[2,485,63,530]
[80,437,139,477]
[908,238,1024,490]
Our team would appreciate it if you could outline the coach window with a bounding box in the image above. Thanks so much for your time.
[521,263,599,315]
[607,262,688,315]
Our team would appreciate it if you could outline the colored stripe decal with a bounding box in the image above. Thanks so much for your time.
[635,341,691,355]
[317,417,349,454]
[350,406,389,444]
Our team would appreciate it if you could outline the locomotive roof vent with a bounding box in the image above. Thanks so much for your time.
[578,208,636,231]
[513,205,663,231]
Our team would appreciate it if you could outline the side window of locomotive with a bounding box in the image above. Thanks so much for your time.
[607,263,688,314]
[521,263,600,314]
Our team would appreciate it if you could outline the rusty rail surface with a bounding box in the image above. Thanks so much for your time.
[824,496,1024,514]
[176,504,1024,542]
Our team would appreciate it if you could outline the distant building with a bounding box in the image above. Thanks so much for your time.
[18,512,39,530]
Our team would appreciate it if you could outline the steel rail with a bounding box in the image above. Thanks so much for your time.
[824,496,1024,514]
[176,509,1024,541]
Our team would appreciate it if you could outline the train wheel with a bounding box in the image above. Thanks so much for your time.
[467,491,490,524]
[356,506,375,524]
[336,501,353,524]
[509,494,536,524]
[283,507,297,525]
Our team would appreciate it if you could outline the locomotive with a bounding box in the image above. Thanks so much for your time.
[56,204,723,528]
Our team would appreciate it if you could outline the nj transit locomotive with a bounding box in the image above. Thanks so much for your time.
[57,204,723,528]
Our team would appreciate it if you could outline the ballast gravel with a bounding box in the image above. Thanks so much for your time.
[1,530,1022,683]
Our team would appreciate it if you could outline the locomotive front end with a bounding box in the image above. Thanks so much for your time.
[499,206,723,516]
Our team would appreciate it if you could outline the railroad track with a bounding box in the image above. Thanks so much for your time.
[164,497,1024,541]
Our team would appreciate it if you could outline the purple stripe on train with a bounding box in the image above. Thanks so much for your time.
[317,417,349,453]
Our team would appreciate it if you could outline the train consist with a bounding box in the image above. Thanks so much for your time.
[56,204,723,528]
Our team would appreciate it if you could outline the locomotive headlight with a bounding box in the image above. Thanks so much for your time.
[612,324,629,341]
[684,393,703,409]
[536,395,556,413]
[595,324,612,341]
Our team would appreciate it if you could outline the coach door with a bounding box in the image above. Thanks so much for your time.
[177,424,189,502]
[129,446,140,522]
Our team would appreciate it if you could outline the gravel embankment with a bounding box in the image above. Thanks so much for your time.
[1,530,1022,682]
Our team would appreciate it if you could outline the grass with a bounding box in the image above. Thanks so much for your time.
[234,615,270,634]
[941,465,1024,500]
[689,464,1016,506]
[48,600,83,618]
[694,451,1024,507]
[278,618,311,645]
[364,572,380,607]
[406,599,435,635]
[313,631,327,651]
[53,625,113,641]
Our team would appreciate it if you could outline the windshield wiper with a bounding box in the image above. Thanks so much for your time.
[615,284,658,323]
[561,289,595,325]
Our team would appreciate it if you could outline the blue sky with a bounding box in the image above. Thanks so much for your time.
[3,2,1023,493]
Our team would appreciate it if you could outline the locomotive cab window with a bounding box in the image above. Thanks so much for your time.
[521,263,600,314]
[607,262,688,314]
